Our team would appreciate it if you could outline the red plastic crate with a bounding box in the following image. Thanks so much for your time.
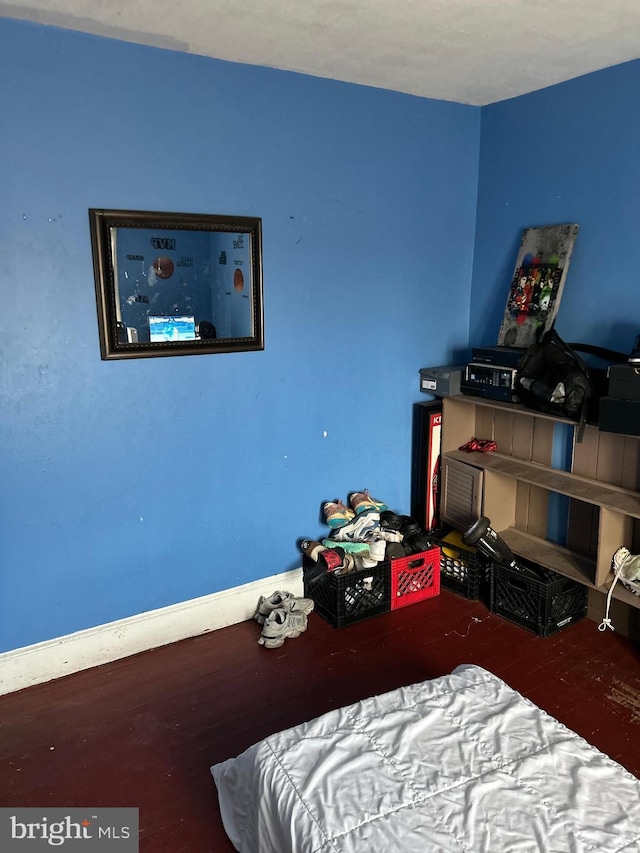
[390,546,441,610]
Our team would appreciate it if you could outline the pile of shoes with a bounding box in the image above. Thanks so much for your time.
[300,489,434,581]
[253,590,315,649]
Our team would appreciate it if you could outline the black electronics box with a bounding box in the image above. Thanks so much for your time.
[471,345,526,369]
[608,364,640,402]
[599,397,640,436]
[419,365,464,397]
[461,363,518,402]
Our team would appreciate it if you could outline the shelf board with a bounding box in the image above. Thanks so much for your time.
[607,580,640,608]
[499,527,596,586]
[447,394,582,426]
[444,449,640,518]
[498,527,640,610]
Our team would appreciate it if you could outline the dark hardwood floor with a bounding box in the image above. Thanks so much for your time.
[1,590,639,852]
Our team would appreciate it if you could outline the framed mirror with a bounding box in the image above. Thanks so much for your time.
[89,208,263,359]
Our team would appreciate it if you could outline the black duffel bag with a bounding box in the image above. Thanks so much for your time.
[516,328,626,439]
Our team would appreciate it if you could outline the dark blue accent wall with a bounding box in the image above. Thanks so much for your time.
[0,19,479,652]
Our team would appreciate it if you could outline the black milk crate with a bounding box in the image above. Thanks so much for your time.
[303,555,390,629]
[429,529,491,601]
[490,559,588,637]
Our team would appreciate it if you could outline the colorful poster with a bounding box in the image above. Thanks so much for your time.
[497,224,579,348]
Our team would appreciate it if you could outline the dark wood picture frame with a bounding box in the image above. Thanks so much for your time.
[89,208,264,359]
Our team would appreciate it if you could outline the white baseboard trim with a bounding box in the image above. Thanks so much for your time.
[0,568,303,697]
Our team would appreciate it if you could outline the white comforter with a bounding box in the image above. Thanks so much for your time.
[211,664,640,852]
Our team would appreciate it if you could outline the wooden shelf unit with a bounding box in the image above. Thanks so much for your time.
[441,395,640,610]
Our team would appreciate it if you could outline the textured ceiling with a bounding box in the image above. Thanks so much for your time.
[3,0,640,105]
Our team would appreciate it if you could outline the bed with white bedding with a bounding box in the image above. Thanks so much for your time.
[211,664,640,852]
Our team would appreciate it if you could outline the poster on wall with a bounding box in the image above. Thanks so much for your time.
[497,223,579,348]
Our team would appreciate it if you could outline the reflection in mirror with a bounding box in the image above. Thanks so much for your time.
[89,210,263,359]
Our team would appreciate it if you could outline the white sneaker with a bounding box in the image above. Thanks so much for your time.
[331,509,380,542]
[376,528,404,543]
[253,591,294,625]
[257,606,311,648]
[355,538,386,569]
[369,537,386,562]
[613,547,640,596]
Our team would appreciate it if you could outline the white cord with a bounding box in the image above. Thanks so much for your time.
[598,548,628,632]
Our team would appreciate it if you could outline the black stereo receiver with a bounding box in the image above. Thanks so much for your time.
[461,363,519,402]
[471,345,526,369]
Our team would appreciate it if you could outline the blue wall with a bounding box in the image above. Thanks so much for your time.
[471,61,640,353]
[0,19,480,652]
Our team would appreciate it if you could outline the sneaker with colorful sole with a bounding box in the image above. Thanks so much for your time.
[349,490,388,515]
[323,499,356,529]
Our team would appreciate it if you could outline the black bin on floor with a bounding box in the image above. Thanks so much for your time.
[303,556,390,629]
[490,560,588,637]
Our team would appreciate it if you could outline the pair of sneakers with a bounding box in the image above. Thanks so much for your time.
[254,591,315,649]
[323,490,388,528]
